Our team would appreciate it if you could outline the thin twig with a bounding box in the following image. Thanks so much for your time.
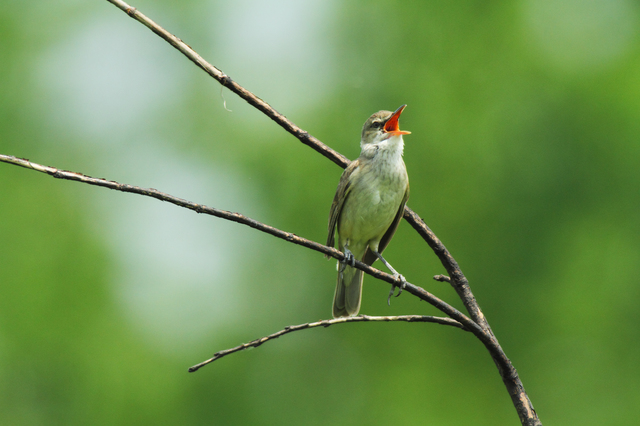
[189,315,466,372]
[433,274,451,283]
[106,0,348,168]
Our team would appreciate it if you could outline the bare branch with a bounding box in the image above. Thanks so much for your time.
[0,154,483,338]
[403,209,489,331]
[401,209,539,423]
[188,315,466,372]
[106,0,348,168]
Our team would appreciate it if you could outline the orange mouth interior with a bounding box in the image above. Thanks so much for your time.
[384,105,411,135]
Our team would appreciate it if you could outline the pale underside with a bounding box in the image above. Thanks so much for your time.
[327,134,409,317]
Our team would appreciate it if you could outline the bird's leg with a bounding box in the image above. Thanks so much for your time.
[371,250,406,305]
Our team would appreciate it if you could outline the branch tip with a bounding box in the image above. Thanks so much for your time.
[433,274,451,283]
[189,315,464,372]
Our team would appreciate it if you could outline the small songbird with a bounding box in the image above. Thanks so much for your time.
[327,105,410,318]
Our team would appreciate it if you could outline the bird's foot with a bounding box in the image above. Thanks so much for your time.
[387,274,406,306]
[339,248,356,272]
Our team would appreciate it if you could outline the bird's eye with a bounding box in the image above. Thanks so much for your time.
[372,121,383,129]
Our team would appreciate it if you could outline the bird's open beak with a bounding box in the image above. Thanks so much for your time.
[384,104,411,136]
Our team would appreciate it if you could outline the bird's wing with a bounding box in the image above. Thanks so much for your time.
[363,183,409,266]
[326,160,359,255]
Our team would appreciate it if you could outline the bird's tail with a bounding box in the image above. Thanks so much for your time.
[332,264,364,318]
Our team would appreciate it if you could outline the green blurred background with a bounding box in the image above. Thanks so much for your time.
[1,0,639,424]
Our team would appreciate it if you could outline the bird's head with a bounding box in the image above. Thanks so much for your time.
[361,104,411,146]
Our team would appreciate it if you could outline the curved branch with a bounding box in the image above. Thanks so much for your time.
[189,315,466,372]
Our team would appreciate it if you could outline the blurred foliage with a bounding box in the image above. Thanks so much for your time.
[1,0,640,425]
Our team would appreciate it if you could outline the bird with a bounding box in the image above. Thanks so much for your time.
[327,105,410,318]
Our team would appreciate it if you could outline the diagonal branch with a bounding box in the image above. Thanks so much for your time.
[188,315,467,372]
[106,0,348,168]
[403,208,490,332]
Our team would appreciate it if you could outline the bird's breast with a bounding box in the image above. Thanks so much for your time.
[337,152,408,249]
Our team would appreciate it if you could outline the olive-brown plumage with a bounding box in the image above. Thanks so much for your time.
[327,105,410,318]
